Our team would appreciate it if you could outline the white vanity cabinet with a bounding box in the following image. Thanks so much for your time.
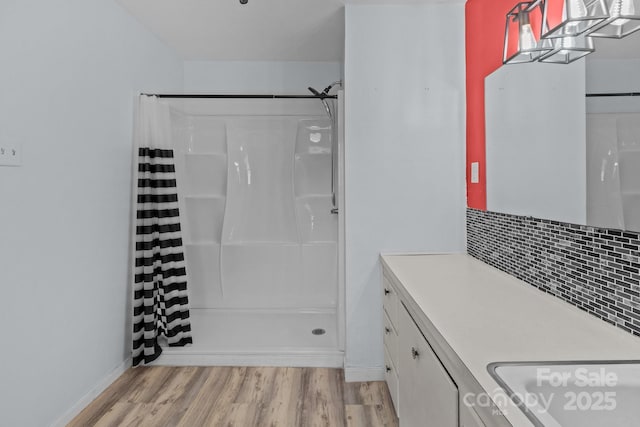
[381,253,640,427]
[398,303,458,427]
[382,266,491,427]
[382,275,400,414]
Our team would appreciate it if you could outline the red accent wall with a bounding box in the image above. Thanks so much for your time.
[465,0,517,209]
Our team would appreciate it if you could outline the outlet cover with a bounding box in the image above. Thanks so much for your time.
[471,162,479,183]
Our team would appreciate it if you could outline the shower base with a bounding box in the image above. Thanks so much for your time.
[155,308,343,368]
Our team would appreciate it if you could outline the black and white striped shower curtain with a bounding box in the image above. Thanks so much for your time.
[132,96,192,366]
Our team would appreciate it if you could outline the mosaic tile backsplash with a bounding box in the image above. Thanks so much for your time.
[467,208,640,338]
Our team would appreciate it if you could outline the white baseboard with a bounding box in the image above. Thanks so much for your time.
[50,357,132,427]
[344,366,385,382]
[155,350,344,368]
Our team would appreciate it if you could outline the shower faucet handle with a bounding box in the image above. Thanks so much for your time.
[330,208,339,214]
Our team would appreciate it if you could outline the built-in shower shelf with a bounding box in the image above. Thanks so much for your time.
[184,195,226,200]
[221,241,300,246]
[295,194,333,199]
[184,152,227,157]
[185,241,219,246]
[618,147,640,153]
[218,241,336,246]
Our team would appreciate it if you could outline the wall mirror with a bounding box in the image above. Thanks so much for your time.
[485,34,640,232]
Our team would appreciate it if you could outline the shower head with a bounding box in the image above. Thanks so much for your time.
[308,86,332,119]
[322,81,343,95]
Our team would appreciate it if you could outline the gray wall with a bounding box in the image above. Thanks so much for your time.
[344,4,467,378]
[0,1,183,426]
[184,60,342,93]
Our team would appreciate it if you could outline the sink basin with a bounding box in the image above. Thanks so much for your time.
[487,361,640,427]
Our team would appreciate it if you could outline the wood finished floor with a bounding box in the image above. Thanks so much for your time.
[68,367,399,427]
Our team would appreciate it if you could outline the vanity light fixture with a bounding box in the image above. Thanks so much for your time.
[503,0,631,64]
[503,2,553,64]
[538,33,595,62]
[540,0,609,38]
[586,0,640,38]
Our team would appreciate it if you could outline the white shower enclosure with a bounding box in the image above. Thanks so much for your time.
[587,112,640,231]
[158,96,344,367]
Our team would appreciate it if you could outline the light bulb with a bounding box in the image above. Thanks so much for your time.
[567,0,588,18]
[519,23,538,50]
[557,35,577,54]
[518,10,538,52]
[562,0,588,34]
[610,0,635,26]
[518,24,538,51]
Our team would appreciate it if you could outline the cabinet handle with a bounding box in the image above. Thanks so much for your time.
[411,347,420,360]
[385,365,392,373]
[384,327,391,334]
[384,288,390,295]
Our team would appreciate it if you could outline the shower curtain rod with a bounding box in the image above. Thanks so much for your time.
[586,92,640,97]
[141,93,338,100]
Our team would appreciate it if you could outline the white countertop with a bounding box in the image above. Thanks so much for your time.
[381,253,640,427]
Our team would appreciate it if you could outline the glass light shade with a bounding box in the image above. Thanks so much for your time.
[586,0,640,38]
[541,0,608,38]
[504,2,553,64]
[538,34,595,62]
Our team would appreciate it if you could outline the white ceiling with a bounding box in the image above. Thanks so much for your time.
[116,0,346,61]
[115,0,459,62]
[116,0,640,62]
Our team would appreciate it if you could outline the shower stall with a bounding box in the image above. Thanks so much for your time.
[155,93,344,366]
[586,95,640,232]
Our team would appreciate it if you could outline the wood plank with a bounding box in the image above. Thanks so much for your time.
[177,367,239,427]
[67,367,154,427]
[233,366,278,405]
[126,367,176,404]
[200,367,257,426]
[343,381,389,405]
[345,404,399,427]
[88,402,139,427]
[150,367,214,427]
[94,402,174,427]
[255,367,303,427]
[212,403,263,427]
[67,366,398,427]
[299,368,346,427]
[144,366,200,406]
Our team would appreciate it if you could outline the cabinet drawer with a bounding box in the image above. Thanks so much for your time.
[383,311,398,368]
[382,275,398,328]
[384,345,400,417]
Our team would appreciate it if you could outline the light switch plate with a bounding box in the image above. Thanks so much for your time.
[471,162,479,183]
[0,143,22,166]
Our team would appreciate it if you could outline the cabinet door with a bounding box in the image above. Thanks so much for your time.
[398,305,458,427]
[460,404,486,427]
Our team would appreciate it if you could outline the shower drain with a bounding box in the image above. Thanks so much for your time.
[311,328,326,336]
